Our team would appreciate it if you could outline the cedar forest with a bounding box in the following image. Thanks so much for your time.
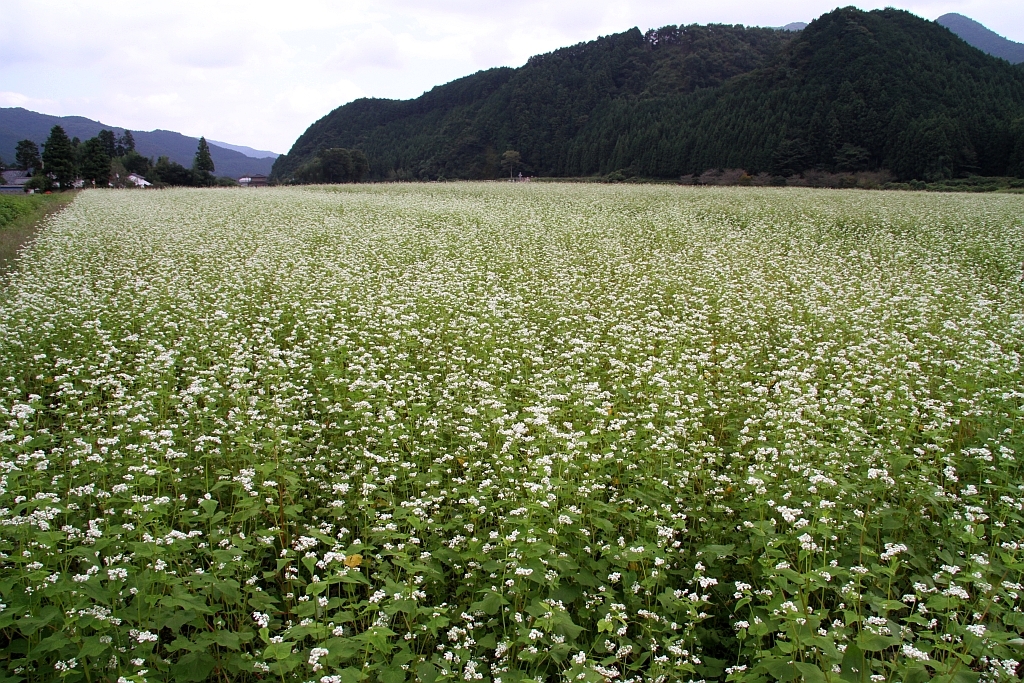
[272,8,1024,184]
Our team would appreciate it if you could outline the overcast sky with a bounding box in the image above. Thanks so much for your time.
[2,0,1022,155]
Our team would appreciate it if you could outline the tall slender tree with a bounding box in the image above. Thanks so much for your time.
[116,130,136,156]
[42,125,77,189]
[78,137,111,186]
[15,140,41,172]
[96,130,117,159]
[194,137,215,173]
[192,137,215,186]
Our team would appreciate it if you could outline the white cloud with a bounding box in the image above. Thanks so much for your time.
[1,0,1021,153]
[0,91,60,110]
[326,26,406,70]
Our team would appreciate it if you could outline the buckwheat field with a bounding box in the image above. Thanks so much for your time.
[2,184,1024,683]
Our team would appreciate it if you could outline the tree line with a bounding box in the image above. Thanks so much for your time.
[292,148,370,184]
[3,126,227,190]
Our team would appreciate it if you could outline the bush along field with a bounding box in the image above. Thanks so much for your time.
[1,184,1023,683]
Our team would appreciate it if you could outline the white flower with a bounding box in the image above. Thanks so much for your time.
[902,644,930,661]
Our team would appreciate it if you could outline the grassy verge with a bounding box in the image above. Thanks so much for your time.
[0,192,77,277]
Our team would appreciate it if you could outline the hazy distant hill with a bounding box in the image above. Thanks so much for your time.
[273,8,1024,182]
[0,108,275,178]
[207,140,280,159]
[937,13,1024,64]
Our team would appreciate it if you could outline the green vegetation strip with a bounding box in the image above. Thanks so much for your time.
[1,184,1023,683]
[0,193,77,276]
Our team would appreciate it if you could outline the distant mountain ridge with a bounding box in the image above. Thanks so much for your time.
[273,8,1024,183]
[207,140,280,159]
[936,13,1024,64]
[0,108,275,178]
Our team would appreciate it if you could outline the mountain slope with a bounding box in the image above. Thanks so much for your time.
[275,8,1024,183]
[577,7,1024,180]
[0,108,274,178]
[936,13,1024,64]
[273,24,795,180]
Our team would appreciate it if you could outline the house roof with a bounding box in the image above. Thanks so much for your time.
[2,170,29,183]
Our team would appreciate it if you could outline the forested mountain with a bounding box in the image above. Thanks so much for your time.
[273,8,1024,183]
[273,24,795,180]
[937,13,1024,64]
[0,108,275,178]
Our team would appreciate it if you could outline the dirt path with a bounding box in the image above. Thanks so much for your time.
[0,193,77,281]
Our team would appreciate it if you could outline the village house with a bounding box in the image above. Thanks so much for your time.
[238,174,268,187]
[1,169,30,186]
[0,170,30,194]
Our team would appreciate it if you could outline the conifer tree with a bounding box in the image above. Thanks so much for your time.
[15,140,41,172]
[190,137,215,186]
[96,130,117,159]
[78,137,111,186]
[115,130,136,157]
[42,125,77,189]
[194,137,215,173]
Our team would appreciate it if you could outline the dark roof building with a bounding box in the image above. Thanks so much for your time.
[238,174,268,187]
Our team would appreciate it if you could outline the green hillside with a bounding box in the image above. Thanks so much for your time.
[272,25,793,181]
[580,8,1024,180]
[273,8,1024,183]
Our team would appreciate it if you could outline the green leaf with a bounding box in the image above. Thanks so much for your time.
[480,591,509,615]
[17,606,60,636]
[168,636,199,653]
[171,651,217,683]
[902,664,932,683]
[856,633,898,652]
[31,631,71,654]
[840,643,865,683]
[416,663,439,683]
[794,662,826,683]
[78,636,109,659]
[549,643,572,663]
[761,657,798,682]
[264,641,295,660]
[699,544,736,559]
[213,631,241,649]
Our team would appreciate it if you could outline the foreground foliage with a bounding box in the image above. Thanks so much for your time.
[1,184,1023,683]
